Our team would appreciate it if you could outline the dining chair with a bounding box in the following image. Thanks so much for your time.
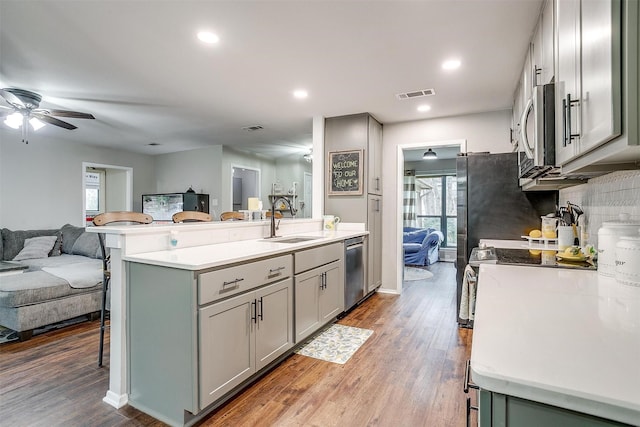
[265,211,283,219]
[92,211,153,367]
[220,211,245,221]
[172,211,212,223]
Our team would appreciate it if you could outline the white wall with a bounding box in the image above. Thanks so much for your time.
[381,110,512,294]
[154,145,223,217]
[106,169,128,211]
[221,147,277,213]
[0,129,156,229]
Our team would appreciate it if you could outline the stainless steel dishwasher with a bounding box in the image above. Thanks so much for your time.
[344,236,366,311]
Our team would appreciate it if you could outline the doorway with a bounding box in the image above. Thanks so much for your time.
[231,165,260,211]
[396,140,466,291]
[82,162,133,225]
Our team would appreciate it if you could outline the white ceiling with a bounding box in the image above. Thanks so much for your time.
[0,0,542,157]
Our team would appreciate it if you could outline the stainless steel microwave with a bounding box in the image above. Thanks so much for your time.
[518,83,556,179]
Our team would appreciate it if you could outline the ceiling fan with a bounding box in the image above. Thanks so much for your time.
[0,88,95,143]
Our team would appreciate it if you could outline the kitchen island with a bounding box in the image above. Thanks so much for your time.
[122,227,367,426]
[86,219,365,410]
[471,263,640,426]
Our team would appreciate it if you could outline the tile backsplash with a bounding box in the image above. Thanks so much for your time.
[559,170,640,248]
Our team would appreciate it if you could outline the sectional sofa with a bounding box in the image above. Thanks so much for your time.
[0,224,103,340]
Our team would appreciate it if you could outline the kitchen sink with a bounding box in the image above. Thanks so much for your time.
[263,236,321,244]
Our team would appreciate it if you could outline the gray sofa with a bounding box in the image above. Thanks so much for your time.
[0,224,103,340]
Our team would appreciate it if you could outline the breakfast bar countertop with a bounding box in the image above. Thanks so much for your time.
[123,229,367,271]
[470,263,640,425]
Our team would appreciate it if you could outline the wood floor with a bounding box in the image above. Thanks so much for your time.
[0,262,474,427]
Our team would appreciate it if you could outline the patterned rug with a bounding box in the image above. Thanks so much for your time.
[294,324,373,364]
[404,267,434,281]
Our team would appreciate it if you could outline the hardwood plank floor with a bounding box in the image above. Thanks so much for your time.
[0,262,474,426]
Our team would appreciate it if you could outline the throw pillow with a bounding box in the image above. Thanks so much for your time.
[71,232,101,259]
[13,236,59,261]
[60,224,86,254]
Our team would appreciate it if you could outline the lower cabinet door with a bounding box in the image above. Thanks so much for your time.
[199,292,255,410]
[255,279,294,370]
[320,261,344,322]
[295,269,321,342]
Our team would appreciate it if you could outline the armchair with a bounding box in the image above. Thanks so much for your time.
[403,227,444,266]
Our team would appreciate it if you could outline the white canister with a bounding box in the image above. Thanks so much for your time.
[597,214,640,277]
[615,233,640,286]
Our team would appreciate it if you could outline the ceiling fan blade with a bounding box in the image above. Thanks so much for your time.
[0,88,25,108]
[39,109,95,119]
[33,114,78,130]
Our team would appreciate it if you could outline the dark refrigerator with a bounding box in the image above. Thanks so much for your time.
[456,152,557,326]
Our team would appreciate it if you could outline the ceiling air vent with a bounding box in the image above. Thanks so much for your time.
[396,88,435,100]
[242,125,264,132]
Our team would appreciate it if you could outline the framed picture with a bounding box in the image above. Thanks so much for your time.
[327,149,363,195]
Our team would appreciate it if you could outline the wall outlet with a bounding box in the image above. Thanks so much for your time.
[212,198,218,206]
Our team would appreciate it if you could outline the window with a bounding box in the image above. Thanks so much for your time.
[85,170,104,214]
[415,175,457,247]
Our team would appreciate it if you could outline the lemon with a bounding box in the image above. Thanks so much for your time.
[564,246,581,256]
[529,229,542,238]
[529,249,541,255]
[542,230,557,239]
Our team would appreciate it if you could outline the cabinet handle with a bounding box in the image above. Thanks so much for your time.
[223,277,244,287]
[464,360,479,393]
[375,177,380,191]
[269,266,285,276]
[562,97,568,147]
[566,93,580,143]
[533,65,541,87]
[251,300,257,323]
[466,397,478,427]
[258,297,264,321]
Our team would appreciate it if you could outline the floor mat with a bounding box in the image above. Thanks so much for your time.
[404,266,434,281]
[294,324,373,364]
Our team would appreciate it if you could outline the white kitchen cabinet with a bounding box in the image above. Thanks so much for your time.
[199,278,293,409]
[367,195,382,292]
[531,0,555,87]
[555,0,623,166]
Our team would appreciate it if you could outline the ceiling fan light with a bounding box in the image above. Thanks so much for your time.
[423,148,437,160]
[4,112,23,129]
[29,117,45,131]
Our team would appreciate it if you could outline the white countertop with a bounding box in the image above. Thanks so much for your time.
[123,230,367,270]
[471,263,640,425]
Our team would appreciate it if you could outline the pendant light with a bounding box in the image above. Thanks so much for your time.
[423,148,437,160]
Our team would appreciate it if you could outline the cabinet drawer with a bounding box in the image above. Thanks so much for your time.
[199,255,292,305]
[295,242,343,274]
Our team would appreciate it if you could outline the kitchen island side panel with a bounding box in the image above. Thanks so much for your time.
[127,262,199,426]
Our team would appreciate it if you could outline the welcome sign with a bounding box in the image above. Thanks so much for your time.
[328,149,363,195]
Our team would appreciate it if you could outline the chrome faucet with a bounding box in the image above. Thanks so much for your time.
[269,196,297,238]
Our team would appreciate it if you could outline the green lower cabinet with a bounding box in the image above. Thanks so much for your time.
[478,389,631,427]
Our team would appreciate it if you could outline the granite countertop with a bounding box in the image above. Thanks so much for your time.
[470,263,640,425]
[123,230,367,270]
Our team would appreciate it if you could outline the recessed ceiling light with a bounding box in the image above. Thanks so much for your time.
[442,59,461,70]
[417,105,431,112]
[293,89,308,99]
[197,31,220,44]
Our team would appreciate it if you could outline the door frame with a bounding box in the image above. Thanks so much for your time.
[230,164,261,211]
[82,162,133,225]
[395,139,466,293]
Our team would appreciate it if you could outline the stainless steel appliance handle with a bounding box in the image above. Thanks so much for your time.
[519,96,535,160]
